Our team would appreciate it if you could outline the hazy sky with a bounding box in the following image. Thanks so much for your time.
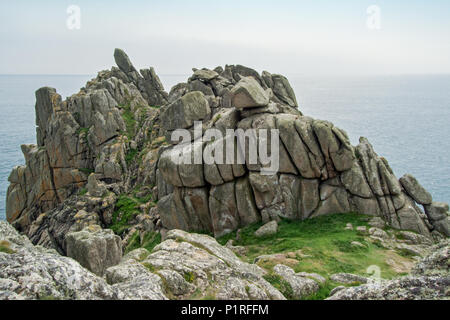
[1,0,449,75]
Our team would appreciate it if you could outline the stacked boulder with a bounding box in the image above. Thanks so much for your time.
[155,64,446,239]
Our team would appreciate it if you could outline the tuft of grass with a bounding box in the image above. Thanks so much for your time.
[0,240,15,254]
[78,188,88,196]
[142,262,157,273]
[38,294,60,300]
[184,271,196,283]
[302,281,338,300]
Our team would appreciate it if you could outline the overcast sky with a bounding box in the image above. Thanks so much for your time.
[1,0,449,76]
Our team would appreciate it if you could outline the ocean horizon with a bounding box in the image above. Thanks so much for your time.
[1,73,449,220]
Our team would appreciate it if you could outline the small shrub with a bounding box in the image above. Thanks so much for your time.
[184,271,196,283]
[76,127,89,136]
[125,148,138,166]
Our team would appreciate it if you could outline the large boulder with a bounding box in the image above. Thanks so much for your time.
[273,264,319,299]
[254,221,278,237]
[65,226,122,276]
[160,91,211,130]
[192,69,219,82]
[230,77,269,108]
[424,202,449,236]
[399,174,433,205]
[106,260,168,300]
[86,173,107,197]
[114,48,136,73]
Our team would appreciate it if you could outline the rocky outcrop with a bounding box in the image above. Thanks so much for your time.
[4,49,448,262]
[424,202,450,237]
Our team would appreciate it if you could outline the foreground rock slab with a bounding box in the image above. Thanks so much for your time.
[140,230,285,300]
[0,222,284,300]
[0,221,122,300]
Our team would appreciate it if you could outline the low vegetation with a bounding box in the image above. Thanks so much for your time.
[124,231,161,254]
[119,103,137,138]
[218,213,415,299]
[0,240,15,254]
[109,189,156,235]
[110,195,140,235]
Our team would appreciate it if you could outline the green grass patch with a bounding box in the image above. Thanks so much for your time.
[110,195,141,235]
[119,103,137,138]
[218,213,411,282]
[302,280,361,300]
[78,188,88,196]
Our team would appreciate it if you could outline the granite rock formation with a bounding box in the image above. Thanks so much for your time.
[4,48,449,263]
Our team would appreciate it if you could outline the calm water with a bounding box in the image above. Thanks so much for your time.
[1,74,449,220]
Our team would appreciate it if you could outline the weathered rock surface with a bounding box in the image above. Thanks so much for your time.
[7,49,446,245]
[254,221,278,237]
[424,202,450,236]
[0,221,122,300]
[273,264,319,299]
[329,273,368,284]
[160,91,211,130]
[1,221,285,300]
[231,77,269,109]
[65,226,122,276]
[400,174,433,205]
[138,230,285,300]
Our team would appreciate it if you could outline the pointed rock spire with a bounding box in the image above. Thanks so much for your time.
[114,48,136,73]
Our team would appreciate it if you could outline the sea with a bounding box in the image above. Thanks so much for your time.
[1,74,449,220]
